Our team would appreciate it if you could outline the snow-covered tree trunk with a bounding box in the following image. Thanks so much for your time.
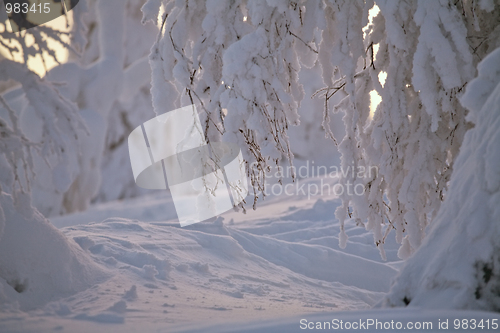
[45,0,126,213]
[92,0,159,202]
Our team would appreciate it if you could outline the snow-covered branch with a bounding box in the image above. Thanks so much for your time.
[144,0,500,259]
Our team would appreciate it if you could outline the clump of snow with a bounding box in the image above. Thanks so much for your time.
[141,0,162,25]
[107,300,127,313]
[142,264,159,280]
[382,46,500,311]
[123,285,138,301]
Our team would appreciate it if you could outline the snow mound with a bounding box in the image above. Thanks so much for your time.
[0,193,107,311]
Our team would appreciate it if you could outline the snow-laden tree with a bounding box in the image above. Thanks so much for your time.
[1,0,159,214]
[382,45,500,311]
[0,3,87,215]
[143,0,500,261]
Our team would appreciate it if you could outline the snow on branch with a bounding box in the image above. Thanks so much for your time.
[144,0,500,259]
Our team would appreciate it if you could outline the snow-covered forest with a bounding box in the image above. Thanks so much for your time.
[0,0,499,332]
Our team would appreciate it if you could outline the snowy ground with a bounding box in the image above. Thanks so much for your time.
[1,176,498,332]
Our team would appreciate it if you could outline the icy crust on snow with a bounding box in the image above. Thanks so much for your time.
[382,47,500,310]
[0,193,107,312]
